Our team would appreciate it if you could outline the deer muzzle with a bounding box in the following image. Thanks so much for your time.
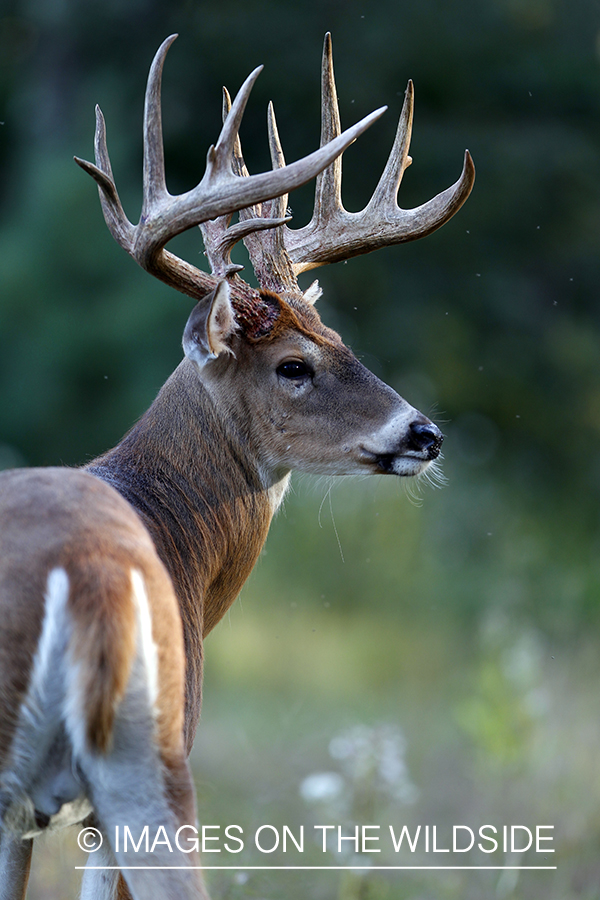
[358,413,444,476]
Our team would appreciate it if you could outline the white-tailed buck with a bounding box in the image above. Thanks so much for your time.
[0,33,474,900]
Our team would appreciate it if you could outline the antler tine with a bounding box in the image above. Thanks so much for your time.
[210,66,264,179]
[244,101,297,295]
[267,102,285,168]
[199,88,292,279]
[282,34,475,275]
[266,101,288,222]
[367,79,414,211]
[313,32,343,218]
[141,34,176,216]
[363,77,475,237]
[222,87,249,180]
[212,96,298,295]
[74,106,135,252]
[210,91,299,295]
[220,88,287,223]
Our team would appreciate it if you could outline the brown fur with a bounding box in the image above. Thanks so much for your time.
[65,552,136,753]
[249,289,338,348]
[86,360,273,751]
[0,468,186,763]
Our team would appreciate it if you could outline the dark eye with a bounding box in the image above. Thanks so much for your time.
[277,360,311,380]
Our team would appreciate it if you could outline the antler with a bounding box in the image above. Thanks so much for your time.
[74,34,387,303]
[284,33,475,274]
[228,33,475,297]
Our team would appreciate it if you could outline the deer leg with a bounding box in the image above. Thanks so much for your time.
[79,755,207,900]
[82,857,156,900]
[76,666,207,900]
[0,833,33,900]
[80,835,146,900]
[80,835,120,900]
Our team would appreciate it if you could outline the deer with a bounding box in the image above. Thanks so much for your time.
[0,33,474,900]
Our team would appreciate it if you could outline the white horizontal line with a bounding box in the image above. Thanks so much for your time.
[77,865,557,871]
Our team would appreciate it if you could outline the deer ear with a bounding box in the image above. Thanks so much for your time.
[182,281,237,369]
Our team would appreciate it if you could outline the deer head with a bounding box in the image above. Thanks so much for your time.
[75,32,474,489]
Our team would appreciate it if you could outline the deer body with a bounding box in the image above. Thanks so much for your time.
[86,295,435,745]
[0,33,473,900]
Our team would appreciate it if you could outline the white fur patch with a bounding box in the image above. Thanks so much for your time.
[16,567,70,742]
[131,569,159,709]
[34,568,70,694]
[0,568,72,826]
[267,473,291,514]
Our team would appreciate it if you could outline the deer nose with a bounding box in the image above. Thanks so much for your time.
[408,421,444,459]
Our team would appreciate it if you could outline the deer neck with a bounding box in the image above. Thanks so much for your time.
[85,359,281,747]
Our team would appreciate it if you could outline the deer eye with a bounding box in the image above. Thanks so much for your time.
[276,360,311,380]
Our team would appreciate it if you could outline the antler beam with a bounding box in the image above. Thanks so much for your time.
[74,34,386,303]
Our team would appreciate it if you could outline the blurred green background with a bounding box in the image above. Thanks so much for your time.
[1,0,600,898]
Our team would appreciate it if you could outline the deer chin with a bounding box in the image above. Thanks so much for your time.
[357,447,437,477]
[387,454,438,477]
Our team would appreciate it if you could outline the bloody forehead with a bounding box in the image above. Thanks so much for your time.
[231,288,339,348]
[231,291,280,340]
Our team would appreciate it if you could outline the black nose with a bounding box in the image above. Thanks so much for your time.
[409,421,444,459]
